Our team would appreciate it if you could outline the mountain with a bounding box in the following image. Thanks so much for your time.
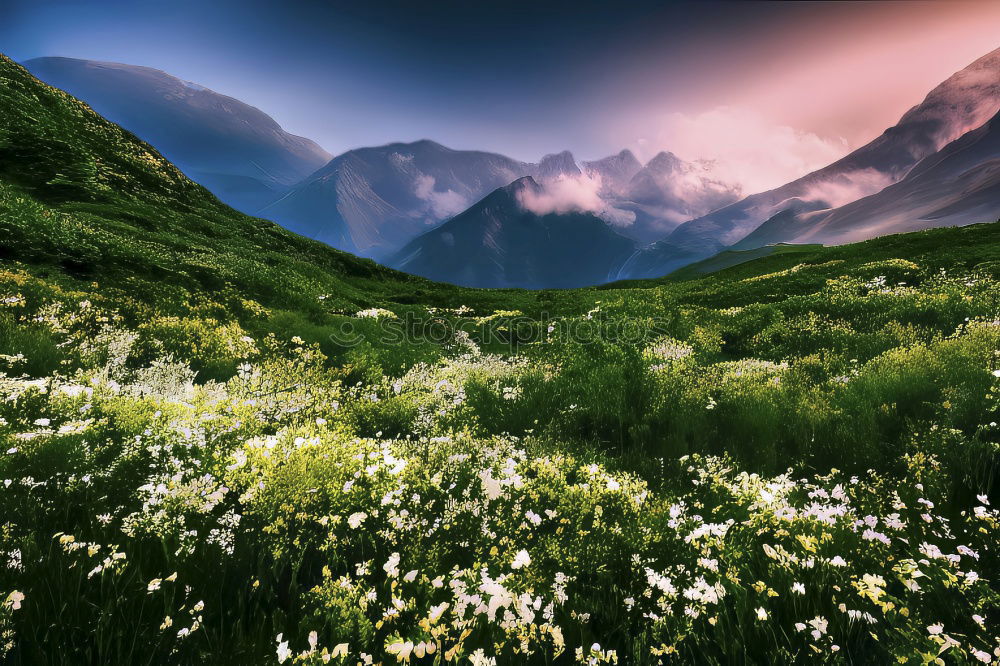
[23,56,331,215]
[260,140,535,256]
[388,177,637,288]
[367,147,738,282]
[737,110,1000,247]
[615,151,741,242]
[579,149,743,245]
[583,149,643,195]
[622,45,1000,279]
[537,150,583,181]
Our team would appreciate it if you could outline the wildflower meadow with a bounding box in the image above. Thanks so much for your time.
[0,53,999,664]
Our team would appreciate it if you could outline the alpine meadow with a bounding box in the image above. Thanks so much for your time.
[2,3,1000,665]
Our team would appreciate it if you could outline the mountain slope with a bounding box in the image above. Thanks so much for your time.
[0,54,451,315]
[24,56,331,214]
[583,149,643,195]
[260,140,536,256]
[389,177,637,288]
[623,45,1000,278]
[536,150,582,181]
[738,110,1000,247]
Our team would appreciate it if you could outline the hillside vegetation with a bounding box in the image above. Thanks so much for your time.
[1,55,999,664]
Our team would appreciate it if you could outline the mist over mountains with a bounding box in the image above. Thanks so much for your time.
[621,46,1000,279]
[22,47,1000,287]
[737,109,1000,248]
[260,140,532,256]
[612,151,742,242]
[262,142,743,259]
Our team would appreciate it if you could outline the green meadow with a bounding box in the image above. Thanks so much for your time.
[1,55,998,664]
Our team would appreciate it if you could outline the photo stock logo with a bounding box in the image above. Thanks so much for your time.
[327,310,670,350]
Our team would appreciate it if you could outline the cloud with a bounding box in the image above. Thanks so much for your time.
[799,168,895,209]
[659,162,742,213]
[414,174,469,220]
[653,107,850,194]
[518,173,604,215]
[516,174,636,227]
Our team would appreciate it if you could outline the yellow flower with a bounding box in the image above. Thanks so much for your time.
[796,534,817,553]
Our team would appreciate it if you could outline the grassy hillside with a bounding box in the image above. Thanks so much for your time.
[670,222,1000,284]
[1,55,999,664]
[663,243,820,280]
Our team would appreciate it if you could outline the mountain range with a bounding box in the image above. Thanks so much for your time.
[261,143,736,258]
[20,47,1000,287]
[736,109,1000,248]
[620,45,1000,279]
[16,56,742,264]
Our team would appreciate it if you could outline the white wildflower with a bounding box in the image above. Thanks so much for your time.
[511,549,531,570]
[348,512,368,529]
[276,634,291,663]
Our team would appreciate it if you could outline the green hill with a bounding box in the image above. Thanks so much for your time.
[661,243,816,280]
[1,54,999,665]
[0,56,457,312]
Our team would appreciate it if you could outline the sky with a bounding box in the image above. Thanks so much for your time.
[2,0,999,192]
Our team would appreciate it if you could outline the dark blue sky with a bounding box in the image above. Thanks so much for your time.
[2,0,998,171]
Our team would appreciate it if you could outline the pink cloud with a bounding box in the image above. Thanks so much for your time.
[651,106,850,194]
[799,168,895,209]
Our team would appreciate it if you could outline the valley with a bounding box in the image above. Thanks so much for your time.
[1,51,1000,663]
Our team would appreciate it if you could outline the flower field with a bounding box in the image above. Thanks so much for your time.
[2,257,999,664]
